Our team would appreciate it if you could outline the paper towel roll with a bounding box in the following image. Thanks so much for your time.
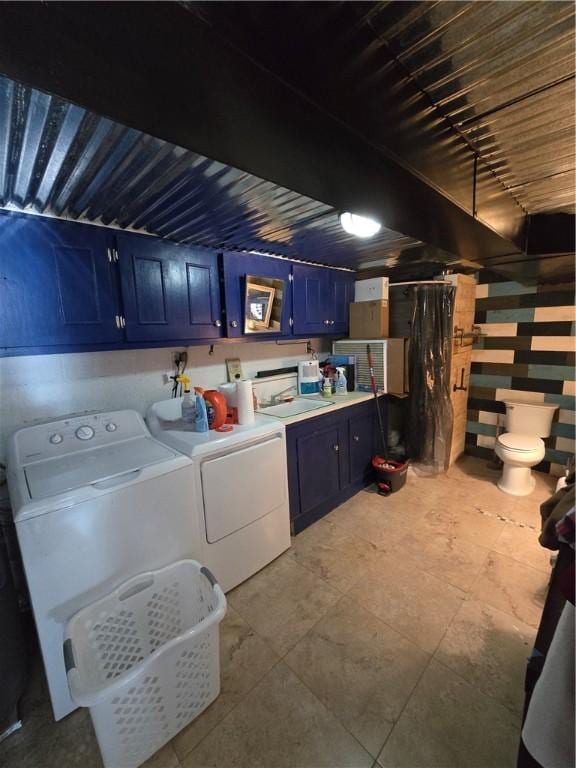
[236,379,255,425]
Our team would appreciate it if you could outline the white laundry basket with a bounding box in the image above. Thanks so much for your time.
[64,560,226,768]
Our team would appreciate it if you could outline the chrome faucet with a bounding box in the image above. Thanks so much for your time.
[270,384,298,405]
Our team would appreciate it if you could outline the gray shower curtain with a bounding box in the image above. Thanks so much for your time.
[407,283,455,474]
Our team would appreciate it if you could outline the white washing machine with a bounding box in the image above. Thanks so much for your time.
[7,410,200,721]
[147,398,291,593]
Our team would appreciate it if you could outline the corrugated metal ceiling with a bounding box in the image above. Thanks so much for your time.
[364,0,576,214]
[0,75,426,269]
[189,0,574,217]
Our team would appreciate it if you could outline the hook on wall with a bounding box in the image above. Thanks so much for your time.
[208,344,215,356]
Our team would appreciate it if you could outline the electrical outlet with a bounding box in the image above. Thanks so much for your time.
[163,373,173,385]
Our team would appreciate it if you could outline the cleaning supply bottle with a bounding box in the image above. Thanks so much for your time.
[194,392,209,433]
[335,367,347,396]
[177,375,196,428]
[203,390,227,430]
[322,376,332,398]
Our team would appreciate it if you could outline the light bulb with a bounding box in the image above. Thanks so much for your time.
[339,212,382,238]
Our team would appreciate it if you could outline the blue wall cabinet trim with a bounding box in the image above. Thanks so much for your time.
[0,211,122,348]
[116,232,222,341]
[222,251,293,339]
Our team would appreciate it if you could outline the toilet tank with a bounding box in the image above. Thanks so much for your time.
[503,400,558,437]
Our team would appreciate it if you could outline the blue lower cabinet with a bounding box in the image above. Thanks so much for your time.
[348,410,376,485]
[287,400,380,534]
[0,212,123,349]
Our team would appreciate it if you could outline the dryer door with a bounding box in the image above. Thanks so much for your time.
[201,436,286,543]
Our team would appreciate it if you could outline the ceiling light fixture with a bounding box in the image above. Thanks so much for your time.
[339,212,382,238]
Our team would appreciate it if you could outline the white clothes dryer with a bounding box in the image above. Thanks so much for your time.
[147,398,291,593]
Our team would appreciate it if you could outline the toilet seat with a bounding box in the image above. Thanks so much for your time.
[497,433,544,453]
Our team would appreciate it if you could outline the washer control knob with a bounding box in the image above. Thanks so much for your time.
[75,425,95,441]
[105,422,117,433]
[49,433,63,445]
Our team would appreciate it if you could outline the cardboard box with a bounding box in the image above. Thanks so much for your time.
[349,300,389,339]
[354,277,389,302]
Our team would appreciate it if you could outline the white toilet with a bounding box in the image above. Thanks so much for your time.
[495,400,558,496]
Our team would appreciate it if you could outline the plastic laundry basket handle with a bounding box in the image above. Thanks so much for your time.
[200,566,218,588]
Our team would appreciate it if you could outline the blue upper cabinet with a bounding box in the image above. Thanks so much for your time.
[0,212,122,350]
[116,233,223,342]
[329,270,355,334]
[222,251,293,338]
[292,264,354,335]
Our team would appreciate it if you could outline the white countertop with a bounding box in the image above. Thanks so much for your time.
[257,391,378,426]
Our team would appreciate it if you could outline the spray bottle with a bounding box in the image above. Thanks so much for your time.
[335,366,347,396]
[176,375,196,427]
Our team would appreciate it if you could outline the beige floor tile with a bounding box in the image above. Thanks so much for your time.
[395,528,490,592]
[181,662,373,768]
[420,504,505,548]
[507,495,546,528]
[328,495,415,550]
[0,708,102,768]
[493,522,554,573]
[435,600,536,715]
[143,743,180,768]
[284,597,429,757]
[227,554,341,656]
[172,607,278,760]
[346,551,466,654]
[377,659,521,768]
[289,517,389,591]
[470,552,549,627]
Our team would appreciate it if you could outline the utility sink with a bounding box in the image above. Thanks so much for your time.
[258,398,334,418]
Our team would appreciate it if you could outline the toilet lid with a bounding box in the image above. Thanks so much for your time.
[498,433,543,452]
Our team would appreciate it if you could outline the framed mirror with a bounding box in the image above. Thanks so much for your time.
[244,276,285,333]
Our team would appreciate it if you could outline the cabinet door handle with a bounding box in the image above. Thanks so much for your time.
[453,367,467,392]
[324,319,330,325]
[230,320,238,328]
[353,435,360,442]
[329,320,335,325]
[214,319,222,327]
[333,444,339,452]
[115,314,121,329]
[120,315,126,328]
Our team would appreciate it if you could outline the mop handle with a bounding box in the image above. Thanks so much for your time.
[367,344,387,457]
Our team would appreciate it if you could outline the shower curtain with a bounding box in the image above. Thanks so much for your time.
[407,283,455,475]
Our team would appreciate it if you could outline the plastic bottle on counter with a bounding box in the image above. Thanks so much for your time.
[322,376,332,398]
[335,367,347,396]
[203,390,227,430]
[194,394,209,433]
[177,375,196,428]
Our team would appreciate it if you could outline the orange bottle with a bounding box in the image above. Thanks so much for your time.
[203,390,227,430]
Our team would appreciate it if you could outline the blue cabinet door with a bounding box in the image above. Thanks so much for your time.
[348,409,375,485]
[116,234,223,341]
[329,270,355,335]
[222,251,293,338]
[0,212,122,349]
[296,422,343,517]
[291,264,330,335]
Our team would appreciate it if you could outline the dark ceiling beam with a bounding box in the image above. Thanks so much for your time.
[526,213,576,256]
[0,2,524,265]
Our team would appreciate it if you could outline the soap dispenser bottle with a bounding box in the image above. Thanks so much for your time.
[194,392,209,433]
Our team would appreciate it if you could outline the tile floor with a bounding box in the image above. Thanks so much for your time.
[0,456,556,768]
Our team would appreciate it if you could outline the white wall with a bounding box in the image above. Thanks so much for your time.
[0,338,329,462]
